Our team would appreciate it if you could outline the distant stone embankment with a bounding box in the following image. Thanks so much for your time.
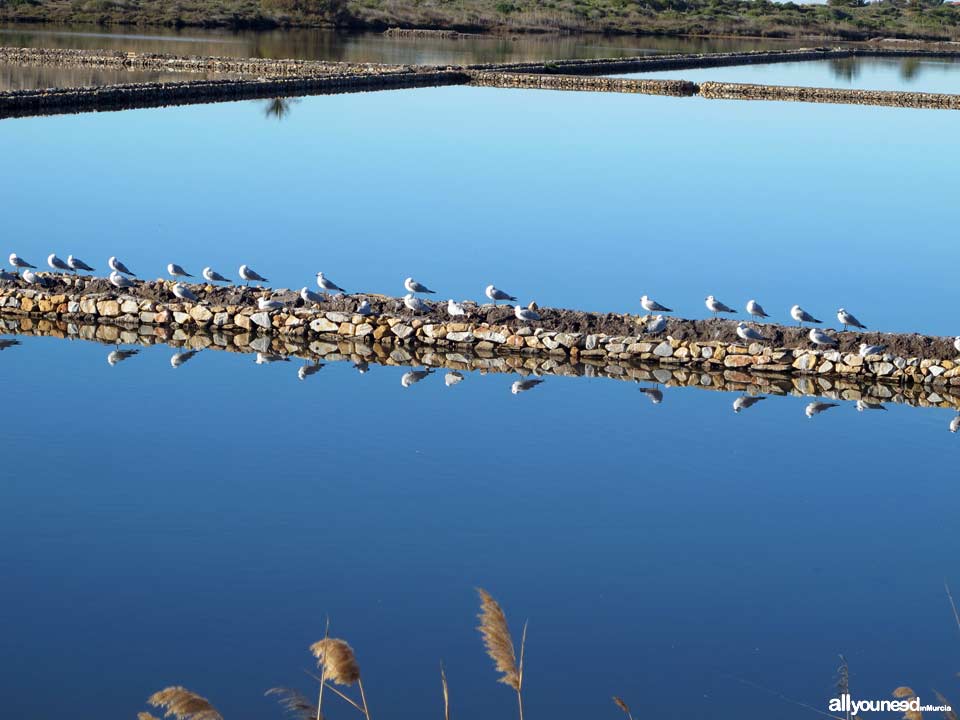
[1,276,957,390]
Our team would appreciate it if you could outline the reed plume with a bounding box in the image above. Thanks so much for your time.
[265,687,319,720]
[310,637,370,720]
[612,696,633,720]
[440,662,450,720]
[147,686,223,720]
[138,714,160,720]
[934,691,958,720]
[476,588,527,720]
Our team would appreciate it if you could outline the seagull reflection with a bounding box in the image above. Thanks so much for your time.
[951,415,960,433]
[256,352,290,365]
[733,395,766,413]
[353,360,370,375]
[511,378,544,394]
[445,371,464,387]
[298,362,324,380]
[170,350,199,369]
[107,348,139,366]
[401,368,434,387]
[0,338,20,351]
[639,386,663,404]
[856,399,887,412]
[805,401,839,418]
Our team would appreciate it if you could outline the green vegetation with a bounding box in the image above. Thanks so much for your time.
[3,0,960,41]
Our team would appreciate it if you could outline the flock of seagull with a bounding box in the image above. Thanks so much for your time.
[6,252,960,358]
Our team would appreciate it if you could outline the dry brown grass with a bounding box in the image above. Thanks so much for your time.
[476,587,526,720]
[310,639,362,686]
[146,686,223,720]
[265,687,319,720]
[441,663,451,720]
[612,696,633,720]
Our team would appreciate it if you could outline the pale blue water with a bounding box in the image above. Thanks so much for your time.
[2,82,960,720]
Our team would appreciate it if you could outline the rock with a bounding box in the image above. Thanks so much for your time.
[213,312,229,327]
[392,323,414,339]
[190,305,213,323]
[325,312,352,323]
[474,328,508,344]
[309,318,339,333]
[173,311,191,324]
[793,353,817,371]
[724,355,753,368]
[870,361,895,376]
[96,300,120,317]
[235,314,251,330]
[67,301,80,314]
[653,341,673,357]
[447,331,475,343]
[140,311,157,324]
[251,312,272,329]
[929,365,946,377]
[354,323,373,338]
[121,300,139,314]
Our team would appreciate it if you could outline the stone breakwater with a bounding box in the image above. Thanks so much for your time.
[4,316,960,415]
[1,278,958,389]
[468,72,697,97]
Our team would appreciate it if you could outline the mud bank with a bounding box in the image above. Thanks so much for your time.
[1,277,958,389]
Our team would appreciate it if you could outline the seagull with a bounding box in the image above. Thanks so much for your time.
[806,401,839,418]
[298,362,324,380]
[705,295,736,316]
[859,343,887,357]
[202,267,231,283]
[22,269,42,286]
[809,327,839,347]
[67,255,94,273]
[647,315,667,334]
[170,350,199,368]
[401,368,433,387]
[239,265,268,286]
[951,415,960,433]
[641,295,672,313]
[447,299,466,317]
[837,308,866,331]
[356,299,373,316]
[954,336,960,354]
[639,387,663,404]
[733,395,766,413]
[301,287,324,306]
[746,299,769,319]
[0,339,20,351]
[47,254,70,272]
[109,271,136,290]
[9,253,36,271]
[0,269,17,282]
[167,263,193,280]
[316,272,345,295]
[173,283,199,302]
[856,399,887,412]
[404,277,435,295]
[791,305,821,326]
[256,352,290,364]
[445,371,464,387]
[515,305,541,322]
[258,296,285,312]
[107,348,139,366]
[109,256,136,277]
[486,284,516,305]
[736,322,767,343]
[511,378,544,394]
[404,294,429,314]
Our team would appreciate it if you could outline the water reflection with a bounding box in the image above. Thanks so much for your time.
[0,61,245,91]
[106,347,138,365]
[262,97,298,121]
[805,400,838,418]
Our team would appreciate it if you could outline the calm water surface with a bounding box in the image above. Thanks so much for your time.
[0,62,245,90]
[2,83,959,720]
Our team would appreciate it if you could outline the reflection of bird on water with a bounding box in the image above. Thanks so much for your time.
[298,362,324,380]
[0,338,21,351]
[107,348,139,366]
[639,387,663,405]
[511,378,544,395]
[256,352,289,365]
[805,401,839,418]
[401,368,434,388]
[170,350,199,369]
[445,371,464,387]
[951,415,960,433]
[353,360,370,374]
[733,395,766,413]
[856,399,887,412]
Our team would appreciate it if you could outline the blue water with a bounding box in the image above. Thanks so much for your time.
[2,84,960,720]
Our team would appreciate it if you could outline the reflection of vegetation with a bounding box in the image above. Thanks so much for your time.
[829,57,861,83]
[8,0,960,41]
[901,57,922,81]
[263,97,297,120]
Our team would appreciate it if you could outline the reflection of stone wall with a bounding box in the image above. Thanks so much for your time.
[467,71,697,96]
[698,81,960,110]
[4,315,960,412]
[2,282,959,390]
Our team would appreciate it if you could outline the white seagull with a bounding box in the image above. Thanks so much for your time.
[746,299,769,319]
[486,284,516,305]
[109,271,135,290]
[837,308,866,331]
[736,322,767,343]
[515,305,541,322]
[791,305,821,326]
[356,299,373,316]
[239,265,268,285]
[805,401,839,418]
[301,287,324,306]
[953,336,960,354]
[202,267,231,283]
[856,399,887,412]
[647,315,667,334]
[258,296,285,312]
[447,299,466,317]
[47,254,70,272]
[173,283,199,303]
[9,253,36,271]
[109,256,136,277]
[404,294,428,313]
[809,327,839,347]
[445,371,464,387]
[705,295,736,316]
[67,255,94,273]
[859,343,886,357]
[404,277,435,295]
[167,263,193,280]
[0,269,16,282]
[641,295,672,313]
[316,272,345,294]
[22,269,42,286]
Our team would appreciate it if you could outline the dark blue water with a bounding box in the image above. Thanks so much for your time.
[2,84,960,720]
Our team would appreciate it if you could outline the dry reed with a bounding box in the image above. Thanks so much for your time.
[441,662,450,720]
[146,686,223,720]
[310,637,370,720]
[612,696,633,720]
[138,714,160,720]
[265,687,319,720]
[476,587,526,720]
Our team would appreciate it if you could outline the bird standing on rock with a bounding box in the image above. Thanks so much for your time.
[203,267,231,284]
[67,255,94,273]
[167,263,193,280]
[485,285,516,305]
[641,295,672,313]
[301,287,324,306]
[239,265,268,286]
[746,299,769,319]
[22,269,42,286]
[859,343,886,357]
[173,283,199,303]
[258,296,285,312]
[316,271,345,295]
[109,271,136,290]
[791,305,821,326]
[47,254,70,272]
[736,322,767,343]
[809,327,839,347]
[837,308,866,331]
[955,337,960,354]
[447,299,466,317]
[357,299,373,316]
[403,294,428,314]
[0,269,16,282]
[109,256,136,277]
[9,253,36,272]
[647,315,667,335]
[515,305,541,322]
[706,295,736,317]
[404,277,435,295]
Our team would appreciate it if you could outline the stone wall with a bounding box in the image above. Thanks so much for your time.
[1,280,958,389]
[468,71,697,96]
